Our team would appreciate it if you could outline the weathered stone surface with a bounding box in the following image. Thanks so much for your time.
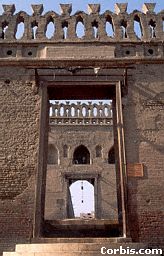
[114,3,128,14]
[31,4,44,15]
[87,4,100,14]
[2,4,15,15]
[60,4,72,15]
[142,3,156,13]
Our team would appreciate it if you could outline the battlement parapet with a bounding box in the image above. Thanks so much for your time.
[0,3,163,42]
[50,102,113,126]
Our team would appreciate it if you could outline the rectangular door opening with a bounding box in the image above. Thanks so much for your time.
[68,178,95,219]
[34,70,128,238]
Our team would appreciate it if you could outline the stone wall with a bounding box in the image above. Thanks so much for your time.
[0,67,41,253]
[124,64,164,249]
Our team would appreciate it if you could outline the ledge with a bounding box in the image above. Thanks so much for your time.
[0,57,164,68]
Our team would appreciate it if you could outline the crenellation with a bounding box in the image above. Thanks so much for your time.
[60,4,72,16]
[31,4,44,15]
[2,4,15,15]
[0,3,163,42]
[87,4,100,14]
[142,3,156,14]
[114,3,128,15]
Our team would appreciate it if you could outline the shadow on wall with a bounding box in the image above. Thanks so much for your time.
[73,145,90,164]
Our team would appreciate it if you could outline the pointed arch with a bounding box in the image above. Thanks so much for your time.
[149,19,156,38]
[73,145,90,164]
[15,21,24,39]
[105,15,114,37]
[62,21,68,39]
[31,20,38,39]
[91,20,98,38]
[76,15,85,38]
[134,15,142,39]
[46,20,55,39]
[120,19,127,38]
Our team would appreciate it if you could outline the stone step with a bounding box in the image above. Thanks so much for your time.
[3,252,154,256]
[32,237,132,243]
[3,241,151,256]
[16,243,148,252]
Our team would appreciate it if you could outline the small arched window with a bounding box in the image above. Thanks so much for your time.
[73,145,90,164]
[134,15,142,39]
[92,20,98,38]
[120,20,127,38]
[62,21,68,39]
[47,144,58,164]
[46,20,55,39]
[95,145,102,158]
[106,15,114,37]
[108,146,115,164]
[149,19,156,38]
[15,21,24,39]
[76,20,85,38]
[31,20,38,39]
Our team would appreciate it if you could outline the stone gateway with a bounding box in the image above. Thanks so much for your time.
[0,3,164,256]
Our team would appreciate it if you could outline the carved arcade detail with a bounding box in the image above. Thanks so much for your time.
[0,3,163,42]
[50,101,113,125]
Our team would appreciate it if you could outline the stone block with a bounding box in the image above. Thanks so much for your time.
[87,4,100,14]
[31,4,44,15]
[60,4,72,15]
[2,4,15,15]
[142,3,156,13]
[114,3,128,14]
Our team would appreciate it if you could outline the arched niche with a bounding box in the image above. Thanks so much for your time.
[63,144,68,158]
[47,144,58,164]
[73,145,90,164]
[95,145,102,158]
[108,146,115,164]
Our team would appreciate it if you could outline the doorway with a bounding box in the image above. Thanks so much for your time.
[69,179,95,219]
[34,69,128,238]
